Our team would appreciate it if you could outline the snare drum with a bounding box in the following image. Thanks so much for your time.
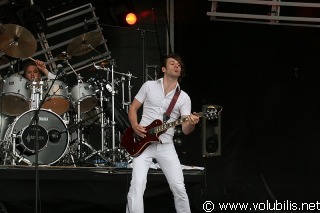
[42,80,70,115]
[70,83,97,113]
[4,109,70,165]
[0,76,31,116]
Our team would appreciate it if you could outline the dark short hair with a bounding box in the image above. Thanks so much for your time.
[158,53,185,82]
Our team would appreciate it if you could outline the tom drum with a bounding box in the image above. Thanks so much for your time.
[42,80,70,115]
[70,83,97,113]
[0,76,31,116]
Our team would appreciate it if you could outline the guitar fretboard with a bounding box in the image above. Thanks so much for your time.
[154,112,204,133]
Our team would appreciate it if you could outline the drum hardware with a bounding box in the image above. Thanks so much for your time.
[0,137,32,165]
[56,52,72,61]
[76,60,120,165]
[83,141,109,164]
[62,55,99,163]
[91,61,133,166]
[62,107,107,133]
[29,78,45,110]
[98,78,106,154]
[0,140,11,165]
[100,61,117,152]
[0,24,37,58]
[119,71,136,113]
[54,108,109,166]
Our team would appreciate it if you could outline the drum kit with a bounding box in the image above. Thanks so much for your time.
[0,24,135,167]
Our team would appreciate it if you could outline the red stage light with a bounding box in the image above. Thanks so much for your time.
[125,12,137,25]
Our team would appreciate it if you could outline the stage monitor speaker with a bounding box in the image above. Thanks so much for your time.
[201,105,221,157]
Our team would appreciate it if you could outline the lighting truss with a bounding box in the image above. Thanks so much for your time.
[207,0,320,27]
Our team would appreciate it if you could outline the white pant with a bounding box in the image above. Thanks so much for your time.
[126,143,191,213]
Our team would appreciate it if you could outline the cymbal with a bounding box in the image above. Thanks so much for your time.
[0,24,37,58]
[67,31,102,57]
[0,56,9,65]
[95,60,109,67]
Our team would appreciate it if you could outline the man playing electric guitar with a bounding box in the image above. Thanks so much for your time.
[124,53,200,213]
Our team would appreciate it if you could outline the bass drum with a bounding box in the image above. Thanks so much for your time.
[4,109,69,165]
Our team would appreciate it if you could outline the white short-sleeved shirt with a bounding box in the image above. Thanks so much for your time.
[135,78,191,143]
[47,72,56,80]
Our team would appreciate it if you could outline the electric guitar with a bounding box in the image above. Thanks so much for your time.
[120,105,222,157]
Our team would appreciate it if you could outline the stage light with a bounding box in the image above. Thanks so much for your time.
[108,0,137,27]
[125,12,137,25]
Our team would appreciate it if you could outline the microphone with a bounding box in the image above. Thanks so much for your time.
[84,18,88,31]
[93,62,102,70]
[56,64,65,76]
[84,18,95,31]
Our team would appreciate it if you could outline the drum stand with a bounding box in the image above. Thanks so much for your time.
[110,63,116,153]
[93,62,136,166]
[120,71,135,113]
[64,59,109,165]
[65,60,86,162]
[90,61,123,166]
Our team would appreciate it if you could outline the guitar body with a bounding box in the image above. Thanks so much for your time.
[120,107,222,157]
[120,119,164,157]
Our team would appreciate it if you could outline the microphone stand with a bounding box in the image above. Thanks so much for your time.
[110,62,116,159]
[28,69,62,213]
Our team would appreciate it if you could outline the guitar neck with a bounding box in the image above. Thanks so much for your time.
[154,112,204,134]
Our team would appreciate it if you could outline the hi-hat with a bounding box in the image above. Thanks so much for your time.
[0,24,37,58]
[67,31,102,57]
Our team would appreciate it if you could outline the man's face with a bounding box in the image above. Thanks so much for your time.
[25,65,41,81]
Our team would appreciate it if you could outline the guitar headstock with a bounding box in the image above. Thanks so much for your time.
[203,105,223,120]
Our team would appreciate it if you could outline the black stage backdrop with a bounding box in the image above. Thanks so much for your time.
[174,0,320,206]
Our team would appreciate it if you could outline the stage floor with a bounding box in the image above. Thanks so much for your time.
[0,165,205,213]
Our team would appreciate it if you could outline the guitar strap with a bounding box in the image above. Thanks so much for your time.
[163,87,181,122]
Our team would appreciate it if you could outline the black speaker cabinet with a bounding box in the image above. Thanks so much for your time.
[201,105,221,157]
